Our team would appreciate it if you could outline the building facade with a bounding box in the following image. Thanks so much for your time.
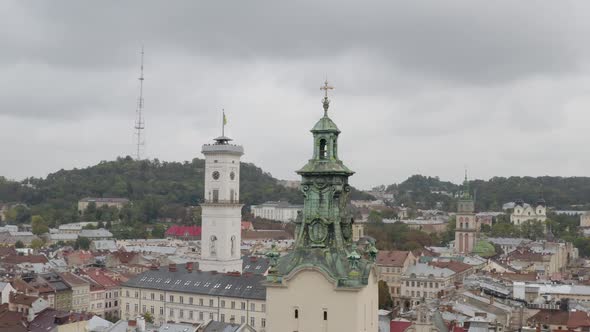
[77,197,129,214]
[399,263,455,311]
[376,250,417,307]
[60,272,89,313]
[265,82,379,332]
[199,133,244,273]
[510,199,547,226]
[250,201,303,222]
[120,264,267,329]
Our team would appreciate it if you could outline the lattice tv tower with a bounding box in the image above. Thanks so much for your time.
[134,47,146,160]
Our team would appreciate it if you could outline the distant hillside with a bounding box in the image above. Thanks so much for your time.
[386,174,590,211]
[0,156,371,226]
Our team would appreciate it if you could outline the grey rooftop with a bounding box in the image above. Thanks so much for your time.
[122,266,266,300]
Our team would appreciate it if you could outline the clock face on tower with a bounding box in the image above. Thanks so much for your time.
[230,171,235,180]
[212,171,220,180]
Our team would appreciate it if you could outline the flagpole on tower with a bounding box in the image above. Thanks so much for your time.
[222,109,225,137]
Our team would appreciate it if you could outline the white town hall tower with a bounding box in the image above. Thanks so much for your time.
[199,129,244,273]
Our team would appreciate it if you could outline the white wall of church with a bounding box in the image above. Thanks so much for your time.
[266,269,378,332]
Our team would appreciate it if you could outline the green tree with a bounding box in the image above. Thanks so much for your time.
[378,280,393,309]
[142,312,154,323]
[14,240,24,248]
[31,215,49,235]
[151,224,166,239]
[75,237,91,250]
[30,238,44,250]
[368,210,383,223]
[440,217,456,245]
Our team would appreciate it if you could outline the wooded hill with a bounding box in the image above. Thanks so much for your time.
[0,156,373,226]
[388,174,590,211]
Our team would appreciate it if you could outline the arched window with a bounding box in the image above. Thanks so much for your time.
[294,309,299,319]
[333,139,338,158]
[230,189,235,203]
[319,139,328,159]
[230,235,236,257]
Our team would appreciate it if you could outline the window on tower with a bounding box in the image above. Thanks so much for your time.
[319,139,328,159]
[212,189,219,203]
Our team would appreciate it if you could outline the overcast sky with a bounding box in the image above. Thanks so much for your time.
[2,1,590,189]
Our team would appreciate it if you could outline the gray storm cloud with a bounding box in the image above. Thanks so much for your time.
[1,0,590,188]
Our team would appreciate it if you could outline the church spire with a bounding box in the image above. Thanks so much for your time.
[267,80,373,288]
[461,168,472,200]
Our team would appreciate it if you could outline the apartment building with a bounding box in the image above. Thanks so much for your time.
[399,263,455,311]
[375,250,417,307]
[59,272,89,313]
[120,263,267,330]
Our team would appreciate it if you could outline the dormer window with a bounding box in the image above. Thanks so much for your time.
[319,139,328,159]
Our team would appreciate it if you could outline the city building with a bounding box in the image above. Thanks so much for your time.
[199,130,244,273]
[454,175,478,254]
[79,228,113,240]
[376,250,417,307]
[59,272,89,313]
[8,293,48,322]
[82,268,123,320]
[250,201,303,223]
[265,82,378,332]
[581,211,590,228]
[38,273,72,311]
[120,263,267,328]
[77,197,130,214]
[509,199,547,226]
[399,263,455,311]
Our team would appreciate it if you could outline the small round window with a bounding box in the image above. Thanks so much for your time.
[230,171,235,180]
[212,171,220,180]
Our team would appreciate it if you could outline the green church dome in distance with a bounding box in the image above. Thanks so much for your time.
[472,237,496,258]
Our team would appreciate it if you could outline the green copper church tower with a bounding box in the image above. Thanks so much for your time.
[266,81,376,288]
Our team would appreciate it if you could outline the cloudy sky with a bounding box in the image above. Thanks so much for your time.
[2,1,590,189]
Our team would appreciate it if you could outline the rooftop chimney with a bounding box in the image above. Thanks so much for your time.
[186,262,193,273]
[169,263,177,272]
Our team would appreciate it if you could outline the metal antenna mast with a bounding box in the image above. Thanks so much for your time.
[134,46,146,160]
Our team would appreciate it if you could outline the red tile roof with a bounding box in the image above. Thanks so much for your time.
[10,293,39,306]
[528,310,569,326]
[110,251,139,264]
[59,272,88,287]
[490,272,538,282]
[81,268,122,288]
[2,254,48,265]
[165,225,202,237]
[0,304,25,332]
[429,261,472,274]
[390,320,412,332]
[376,251,411,267]
[241,221,253,230]
[11,278,37,294]
[507,248,545,262]
[567,311,590,329]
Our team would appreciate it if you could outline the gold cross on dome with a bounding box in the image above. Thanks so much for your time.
[320,80,334,99]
